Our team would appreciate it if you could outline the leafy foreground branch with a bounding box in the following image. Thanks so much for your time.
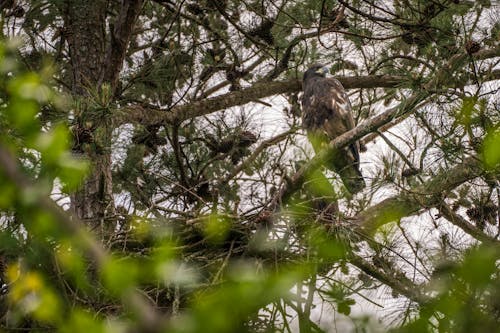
[0,145,166,333]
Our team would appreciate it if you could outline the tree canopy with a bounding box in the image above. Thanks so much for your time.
[0,1,499,332]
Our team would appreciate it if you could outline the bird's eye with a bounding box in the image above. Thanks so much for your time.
[315,67,328,75]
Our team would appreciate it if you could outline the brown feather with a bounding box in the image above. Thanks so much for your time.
[301,65,365,194]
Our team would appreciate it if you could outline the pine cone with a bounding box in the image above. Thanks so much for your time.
[465,40,481,55]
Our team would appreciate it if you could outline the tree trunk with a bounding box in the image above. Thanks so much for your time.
[64,0,115,229]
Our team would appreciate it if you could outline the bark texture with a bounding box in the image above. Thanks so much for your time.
[64,0,142,227]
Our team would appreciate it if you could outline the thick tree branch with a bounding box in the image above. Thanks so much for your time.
[120,75,404,125]
[120,45,500,127]
[101,0,144,92]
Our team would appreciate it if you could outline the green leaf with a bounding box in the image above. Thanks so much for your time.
[33,288,63,324]
[305,168,336,198]
[6,98,39,134]
[482,128,500,170]
[458,246,498,287]
[456,96,478,127]
[56,241,91,290]
[36,124,70,164]
[101,257,140,295]
[58,154,89,192]
[203,213,232,244]
[60,309,106,333]
[8,72,52,103]
[0,180,16,208]
[338,298,355,315]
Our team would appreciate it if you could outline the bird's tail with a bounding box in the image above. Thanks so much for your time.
[337,163,365,194]
[322,146,365,195]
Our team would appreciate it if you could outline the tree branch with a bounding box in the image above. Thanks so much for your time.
[437,203,500,245]
[119,75,403,125]
[354,157,483,233]
[101,0,144,92]
[350,254,431,304]
[120,45,500,127]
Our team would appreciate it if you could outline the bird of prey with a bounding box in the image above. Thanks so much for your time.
[301,64,365,194]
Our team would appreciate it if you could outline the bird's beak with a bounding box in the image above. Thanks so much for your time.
[315,66,329,76]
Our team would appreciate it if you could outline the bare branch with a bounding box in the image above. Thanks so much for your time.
[350,254,431,304]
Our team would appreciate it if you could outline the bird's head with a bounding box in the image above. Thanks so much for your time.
[303,64,329,82]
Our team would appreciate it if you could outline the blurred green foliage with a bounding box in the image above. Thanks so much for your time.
[482,128,500,170]
[0,40,332,332]
[394,244,500,333]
